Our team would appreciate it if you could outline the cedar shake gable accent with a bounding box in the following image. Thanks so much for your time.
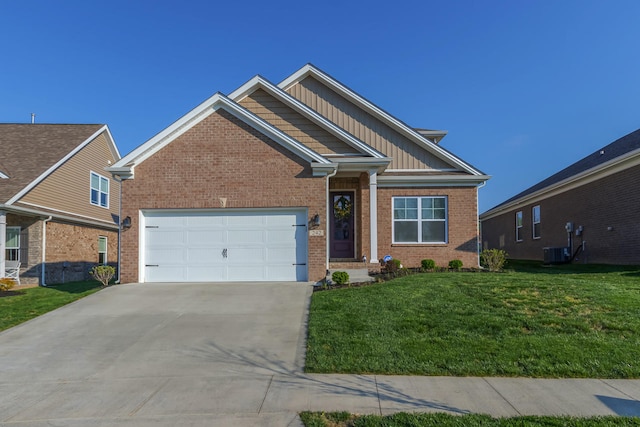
[0,124,108,203]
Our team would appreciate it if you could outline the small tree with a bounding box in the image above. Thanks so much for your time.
[0,278,16,292]
[448,259,463,270]
[480,249,508,272]
[332,271,350,286]
[90,265,116,287]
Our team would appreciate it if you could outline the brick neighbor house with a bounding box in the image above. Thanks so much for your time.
[0,124,121,285]
[109,64,489,284]
[480,128,640,265]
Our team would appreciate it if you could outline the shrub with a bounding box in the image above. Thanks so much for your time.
[0,278,16,292]
[332,271,350,286]
[421,259,436,271]
[480,249,508,272]
[90,265,116,287]
[448,259,463,270]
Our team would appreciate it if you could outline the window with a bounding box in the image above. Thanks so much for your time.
[6,227,20,261]
[515,211,523,242]
[90,172,109,208]
[393,196,447,243]
[98,236,107,265]
[532,205,541,239]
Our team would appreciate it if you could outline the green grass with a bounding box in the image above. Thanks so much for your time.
[0,281,103,332]
[300,411,640,426]
[306,262,640,377]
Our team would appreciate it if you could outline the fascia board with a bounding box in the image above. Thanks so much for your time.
[111,93,222,169]
[230,76,385,159]
[279,64,485,176]
[6,126,112,205]
[0,171,8,179]
[310,163,338,177]
[377,174,490,188]
[480,149,640,220]
[101,125,122,161]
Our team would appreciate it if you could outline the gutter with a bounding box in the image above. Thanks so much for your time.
[40,216,52,286]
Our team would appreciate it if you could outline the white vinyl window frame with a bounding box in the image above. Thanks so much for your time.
[5,226,20,261]
[90,171,110,208]
[515,211,523,242]
[532,205,541,239]
[392,196,448,244]
[98,236,107,265]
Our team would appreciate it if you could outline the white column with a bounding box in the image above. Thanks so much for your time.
[368,171,378,263]
[0,211,6,278]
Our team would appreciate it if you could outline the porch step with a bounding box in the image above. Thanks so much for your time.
[327,268,375,283]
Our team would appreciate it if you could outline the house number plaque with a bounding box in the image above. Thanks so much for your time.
[309,229,324,236]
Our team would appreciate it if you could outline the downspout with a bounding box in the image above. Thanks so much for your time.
[476,181,487,268]
[325,166,338,272]
[113,175,123,284]
[41,216,52,286]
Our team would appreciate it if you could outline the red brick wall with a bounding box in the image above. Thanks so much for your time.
[481,164,640,265]
[120,109,327,283]
[377,186,479,269]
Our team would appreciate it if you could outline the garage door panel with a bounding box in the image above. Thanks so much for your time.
[143,209,308,282]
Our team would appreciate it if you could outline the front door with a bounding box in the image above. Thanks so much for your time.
[330,191,355,259]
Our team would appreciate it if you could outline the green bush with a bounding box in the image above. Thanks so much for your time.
[421,259,436,271]
[90,265,116,287]
[480,249,508,272]
[331,271,350,286]
[0,278,16,292]
[448,259,463,270]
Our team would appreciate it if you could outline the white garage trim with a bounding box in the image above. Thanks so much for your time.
[139,208,308,283]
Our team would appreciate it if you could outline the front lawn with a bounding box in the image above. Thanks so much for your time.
[306,262,640,377]
[300,411,640,426]
[0,281,103,332]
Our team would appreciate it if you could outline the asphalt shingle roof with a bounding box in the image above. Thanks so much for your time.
[487,128,640,212]
[0,124,104,203]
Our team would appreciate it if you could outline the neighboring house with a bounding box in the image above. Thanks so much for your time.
[108,64,489,284]
[480,128,640,265]
[0,124,121,285]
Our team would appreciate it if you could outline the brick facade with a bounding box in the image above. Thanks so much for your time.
[481,164,640,265]
[377,186,480,269]
[119,109,327,283]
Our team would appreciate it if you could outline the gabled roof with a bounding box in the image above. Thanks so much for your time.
[229,75,388,159]
[0,124,118,204]
[109,93,333,178]
[278,64,486,177]
[481,128,640,218]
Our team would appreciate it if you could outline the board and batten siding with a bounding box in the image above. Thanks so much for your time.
[239,89,360,156]
[286,76,454,170]
[17,132,120,226]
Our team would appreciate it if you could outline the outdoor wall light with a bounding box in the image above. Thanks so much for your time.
[121,216,132,230]
[312,213,321,227]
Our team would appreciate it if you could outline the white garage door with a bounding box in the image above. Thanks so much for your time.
[142,209,308,282]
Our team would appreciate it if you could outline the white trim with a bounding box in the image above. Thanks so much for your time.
[480,148,640,221]
[391,196,448,244]
[13,201,118,228]
[532,205,541,240]
[0,171,8,179]
[98,236,108,265]
[110,93,332,178]
[378,174,490,187]
[229,76,385,159]
[7,126,114,205]
[386,168,460,173]
[278,64,486,176]
[515,211,523,242]
[0,211,5,278]
[90,171,110,209]
[368,171,378,263]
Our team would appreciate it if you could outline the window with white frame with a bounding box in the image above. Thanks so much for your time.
[98,236,107,265]
[5,227,20,261]
[90,172,109,208]
[515,211,523,242]
[532,205,541,239]
[393,196,447,243]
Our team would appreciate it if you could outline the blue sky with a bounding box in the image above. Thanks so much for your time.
[2,1,639,212]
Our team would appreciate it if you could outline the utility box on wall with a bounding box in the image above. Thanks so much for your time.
[543,247,570,264]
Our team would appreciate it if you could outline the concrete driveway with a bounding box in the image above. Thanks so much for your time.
[0,282,312,426]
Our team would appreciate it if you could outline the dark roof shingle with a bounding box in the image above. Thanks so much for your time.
[0,124,104,203]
